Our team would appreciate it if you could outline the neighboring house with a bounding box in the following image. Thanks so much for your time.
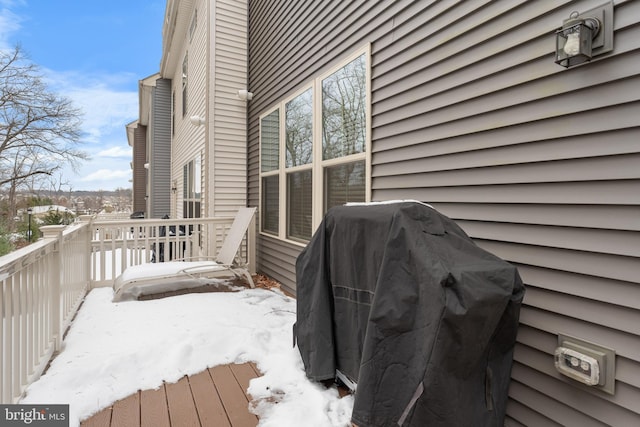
[126,119,147,215]
[159,0,249,222]
[29,205,74,216]
[137,0,640,425]
[128,73,172,219]
[135,0,250,253]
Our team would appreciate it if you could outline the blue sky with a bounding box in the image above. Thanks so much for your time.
[0,0,166,191]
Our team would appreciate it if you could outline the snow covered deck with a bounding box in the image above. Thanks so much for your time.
[18,284,354,426]
[81,363,261,427]
[1,213,255,406]
[3,214,354,426]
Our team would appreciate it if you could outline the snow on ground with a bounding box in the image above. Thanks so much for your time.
[20,285,354,427]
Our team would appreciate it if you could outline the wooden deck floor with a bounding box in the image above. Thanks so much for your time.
[81,363,260,427]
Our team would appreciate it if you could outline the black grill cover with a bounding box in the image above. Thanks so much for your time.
[294,202,524,426]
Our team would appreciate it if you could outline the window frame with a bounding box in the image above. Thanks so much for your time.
[189,9,197,42]
[259,108,281,236]
[183,155,202,219]
[182,53,188,118]
[258,45,371,245]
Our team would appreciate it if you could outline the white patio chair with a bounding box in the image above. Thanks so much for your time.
[112,207,256,301]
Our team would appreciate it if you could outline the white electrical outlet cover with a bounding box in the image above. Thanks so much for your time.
[555,347,600,386]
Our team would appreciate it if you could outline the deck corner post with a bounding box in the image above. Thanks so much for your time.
[79,215,94,289]
[40,225,65,351]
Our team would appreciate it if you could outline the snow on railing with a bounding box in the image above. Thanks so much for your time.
[1,213,255,403]
[0,222,90,404]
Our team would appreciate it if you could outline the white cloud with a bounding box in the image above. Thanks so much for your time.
[1,5,138,146]
[0,3,23,50]
[1,2,139,191]
[40,70,138,190]
[43,70,138,145]
[80,169,131,182]
[98,146,132,158]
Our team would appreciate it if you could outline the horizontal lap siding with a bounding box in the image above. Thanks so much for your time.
[132,125,147,213]
[212,0,249,217]
[257,235,301,295]
[171,0,206,219]
[150,79,172,219]
[248,0,409,287]
[248,0,640,425]
[371,0,640,424]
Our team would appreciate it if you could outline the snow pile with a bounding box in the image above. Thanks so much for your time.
[21,287,353,426]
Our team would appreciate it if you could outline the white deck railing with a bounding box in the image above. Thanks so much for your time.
[1,213,255,403]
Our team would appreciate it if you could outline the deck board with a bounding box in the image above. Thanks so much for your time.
[111,392,140,427]
[140,385,170,427]
[209,365,258,427]
[81,406,112,427]
[229,363,259,401]
[189,370,231,427]
[80,363,261,427]
[165,376,200,427]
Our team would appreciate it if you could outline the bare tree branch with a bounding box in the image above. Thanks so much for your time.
[0,45,88,215]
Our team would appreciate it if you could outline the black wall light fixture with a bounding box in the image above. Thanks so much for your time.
[555,1,614,68]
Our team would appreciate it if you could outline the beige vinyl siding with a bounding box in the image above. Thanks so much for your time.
[248,0,640,425]
[210,0,249,218]
[165,0,247,220]
[169,0,206,219]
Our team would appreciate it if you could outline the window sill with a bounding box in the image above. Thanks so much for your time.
[259,231,309,248]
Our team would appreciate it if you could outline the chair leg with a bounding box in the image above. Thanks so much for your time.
[240,269,255,288]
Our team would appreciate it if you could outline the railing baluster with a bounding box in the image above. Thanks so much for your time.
[2,213,254,403]
[12,274,20,401]
[0,276,6,403]
[22,265,29,392]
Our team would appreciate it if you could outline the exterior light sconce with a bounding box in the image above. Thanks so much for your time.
[189,115,205,126]
[237,89,253,101]
[171,180,178,193]
[555,1,614,68]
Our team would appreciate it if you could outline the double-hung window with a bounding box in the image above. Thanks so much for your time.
[183,156,201,218]
[182,53,188,117]
[259,47,370,243]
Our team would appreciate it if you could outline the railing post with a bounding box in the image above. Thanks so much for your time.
[79,215,94,289]
[40,225,65,351]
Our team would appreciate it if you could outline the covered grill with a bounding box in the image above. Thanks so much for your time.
[295,201,525,426]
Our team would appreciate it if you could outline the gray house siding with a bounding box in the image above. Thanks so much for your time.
[132,124,147,214]
[248,1,640,425]
[148,78,172,219]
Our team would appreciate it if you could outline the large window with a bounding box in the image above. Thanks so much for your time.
[285,88,313,241]
[259,48,370,243]
[322,54,367,161]
[189,9,197,42]
[260,109,280,234]
[182,53,188,117]
[321,53,367,211]
[324,161,365,211]
[183,156,201,218]
[171,90,175,135]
